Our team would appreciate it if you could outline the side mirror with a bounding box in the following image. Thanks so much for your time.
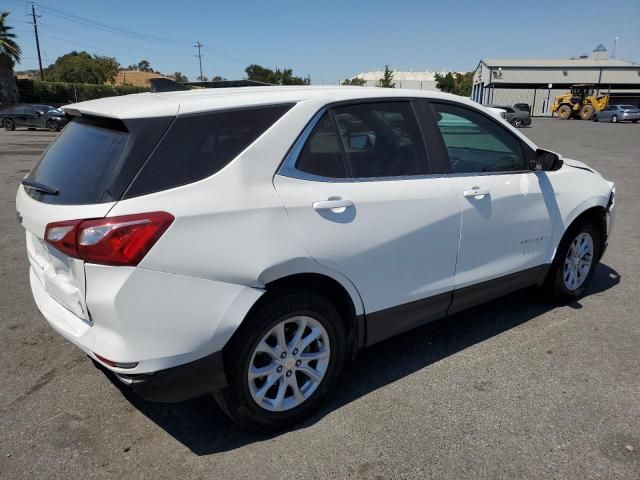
[349,134,370,150]
[535,149,563,171]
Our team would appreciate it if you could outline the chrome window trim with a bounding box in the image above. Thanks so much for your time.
[277,103,537,184]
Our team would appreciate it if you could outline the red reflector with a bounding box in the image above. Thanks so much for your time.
[93,353,138,369]
[44,211,174,266]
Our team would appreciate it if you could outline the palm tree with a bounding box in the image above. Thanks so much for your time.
[0,11,22,104]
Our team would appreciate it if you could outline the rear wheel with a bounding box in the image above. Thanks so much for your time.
[580,105,594,120]
[557,105,572,120]
[215,291,347,431]
[545,222,601,301]
[3,119,15,131]
[632,119,638,123]
[592,114,599,122]
[611,115,618,123]
[46,119,59,131]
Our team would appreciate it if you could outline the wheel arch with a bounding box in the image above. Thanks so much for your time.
[552,205,607,264]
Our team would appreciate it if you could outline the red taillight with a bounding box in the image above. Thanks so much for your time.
[44,212,174,266]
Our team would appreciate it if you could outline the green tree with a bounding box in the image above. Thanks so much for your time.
[376,65,395,88]
[173,71,188,82]
[0,11,21,104]
[137,59,152,72]
[46,51,119,84]
[245,64,310,85]
[196,75,208,81]
[342,77,367,86]
[211,75,226,81]
[435,71,473,97]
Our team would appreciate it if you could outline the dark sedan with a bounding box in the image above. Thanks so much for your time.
[488,105,532,128]
[1,104,68,131]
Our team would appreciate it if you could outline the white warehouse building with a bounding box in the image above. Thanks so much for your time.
[472,45,640,116]
[350,70,445,90]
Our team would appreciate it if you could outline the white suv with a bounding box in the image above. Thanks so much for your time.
[16,86,615,431]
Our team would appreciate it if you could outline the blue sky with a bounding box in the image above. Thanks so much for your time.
[5,0,640,83]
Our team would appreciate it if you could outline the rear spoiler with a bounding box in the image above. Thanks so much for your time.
[149,78,272,93]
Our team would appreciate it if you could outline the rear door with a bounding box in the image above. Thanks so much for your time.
[274,100,461,344]
[13,106,26,127]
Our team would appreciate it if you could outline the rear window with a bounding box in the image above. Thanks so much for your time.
[124,104,293,197]
[24,119,129,205]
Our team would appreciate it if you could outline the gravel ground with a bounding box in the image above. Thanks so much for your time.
[0,118,638,479]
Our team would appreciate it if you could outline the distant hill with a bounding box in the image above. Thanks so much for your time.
[113,70,174,87]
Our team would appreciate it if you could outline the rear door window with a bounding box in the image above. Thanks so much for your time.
[24,119,129,205]
[125,104,293,197]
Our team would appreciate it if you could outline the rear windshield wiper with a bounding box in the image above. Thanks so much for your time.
[21,178,59,195]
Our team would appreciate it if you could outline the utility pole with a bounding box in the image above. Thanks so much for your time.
[30,2,44,81]
[613,37,619,59]
[194,41,204,80]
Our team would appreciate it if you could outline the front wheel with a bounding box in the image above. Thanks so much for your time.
[545,222,601,301]
[510,118,523,128]
[3,119,15,131]
[557,105,572,120]
[46,119,59,131]
[611,115,618,123]
[215,291,347,431]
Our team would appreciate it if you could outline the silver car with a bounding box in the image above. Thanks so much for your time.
[593,105,640,123]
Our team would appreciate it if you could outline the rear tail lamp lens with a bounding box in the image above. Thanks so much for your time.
[44,212,174,266]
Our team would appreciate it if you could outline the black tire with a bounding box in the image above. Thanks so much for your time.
[557,105,572,120]
[580,105,594,121]
[214,290,347,432]
[592,115,599,122]
[2,118,15,131]
[611,115,618,123]
[545,221,601,302]
[46,120,59,132]
[633,120,638,124]
[510,118,523,128]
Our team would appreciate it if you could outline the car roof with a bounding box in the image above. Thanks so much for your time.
[61,85,473,120]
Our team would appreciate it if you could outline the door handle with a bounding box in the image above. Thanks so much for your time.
[462,188,490,199]
[312,199,354,211]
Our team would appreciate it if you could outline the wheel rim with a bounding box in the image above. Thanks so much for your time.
[46,120,56,130]
[612,116,617,123]
[563,232,594,291]
[248,316,330,412]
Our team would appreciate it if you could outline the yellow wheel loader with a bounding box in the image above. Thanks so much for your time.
[551,84,609,120]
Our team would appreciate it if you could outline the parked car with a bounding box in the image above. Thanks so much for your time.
[513,103,531,114]
[1,104,68,131]
[16,87,615,431]
[488,105,531,127]
[592,104,640,123]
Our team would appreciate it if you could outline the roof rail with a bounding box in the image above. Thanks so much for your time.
[149,78,271,93]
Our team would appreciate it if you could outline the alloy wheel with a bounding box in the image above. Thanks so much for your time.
[563,232,594,291]
[248,316,330,412]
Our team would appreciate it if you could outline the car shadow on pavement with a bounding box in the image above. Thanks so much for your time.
[100,263,620,456]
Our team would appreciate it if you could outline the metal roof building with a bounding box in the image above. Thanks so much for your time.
[472,45,640,116]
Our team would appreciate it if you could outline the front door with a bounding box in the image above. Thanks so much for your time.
[274,101,461,344]
[428,101,553,312]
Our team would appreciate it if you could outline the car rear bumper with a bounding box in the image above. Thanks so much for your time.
[97,350,227,402]
[29,264,263,374]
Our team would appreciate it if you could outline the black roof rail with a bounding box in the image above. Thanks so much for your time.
[149,78,271,93]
